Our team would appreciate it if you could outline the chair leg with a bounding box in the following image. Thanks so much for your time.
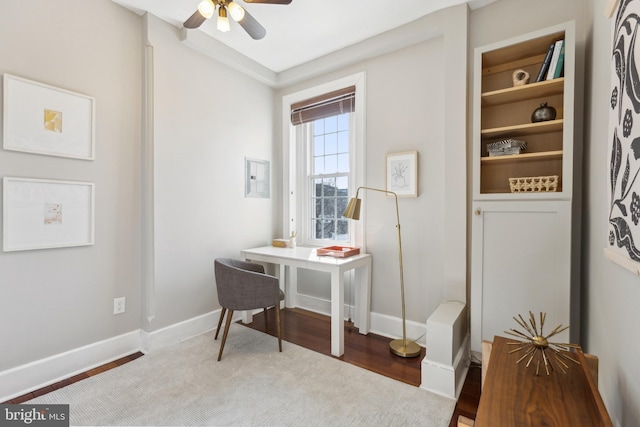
[275,303,282,352]
[263,308,268,331]
[218,309,234,361]
[215,307,227,340]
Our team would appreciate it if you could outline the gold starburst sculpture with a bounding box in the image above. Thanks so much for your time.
[505,311,581,376]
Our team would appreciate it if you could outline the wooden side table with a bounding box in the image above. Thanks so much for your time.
[474,335,613,427]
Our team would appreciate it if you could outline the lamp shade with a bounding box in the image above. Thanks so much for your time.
[217,7,230,32]
[343,197,361,220]
[228,1,245,21]
[197,0,215,19]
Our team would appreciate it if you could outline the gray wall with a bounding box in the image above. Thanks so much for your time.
[0,0,142,370]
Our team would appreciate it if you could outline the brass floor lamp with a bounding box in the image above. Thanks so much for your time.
[342,186,421,358]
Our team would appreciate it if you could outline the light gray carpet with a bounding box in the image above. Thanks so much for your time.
[29,324,455,426]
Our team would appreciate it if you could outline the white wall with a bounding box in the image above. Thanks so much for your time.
[0,0,142,370]
[3,2,637,424]
[586,1,640,425]
[0,0,277,400]
[274,8,465,339]
[364,39,446,323]
[143,15,276,333]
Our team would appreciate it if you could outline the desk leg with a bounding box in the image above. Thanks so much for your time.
[355,262,371,335]
[286,265,296,308]
[277,264,288,309]
[330,270,345,357]
[240,253,254,325]
[241,311,254,324]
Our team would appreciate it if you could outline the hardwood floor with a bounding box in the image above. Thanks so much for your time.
[244,307,425,385]
[243,307,482,427]
[3,307,482,426]
[3,352,144,404]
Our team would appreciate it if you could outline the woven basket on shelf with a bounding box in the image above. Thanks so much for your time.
[508,175,559,193]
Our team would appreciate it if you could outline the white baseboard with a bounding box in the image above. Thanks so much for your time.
[1,309,228,402]
[294,293,335,317]
[420,333,470,399]
[370,311,427,346]
[140,309,226,353]
[295,293,427,346]
[1,300,425,403]
[420,301,470,399]
[0,330,140,403]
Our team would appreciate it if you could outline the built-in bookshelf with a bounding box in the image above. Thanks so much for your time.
[473,28,573,197]
[470,21,580,356]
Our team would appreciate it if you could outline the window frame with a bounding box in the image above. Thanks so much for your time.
[282,73,366,249]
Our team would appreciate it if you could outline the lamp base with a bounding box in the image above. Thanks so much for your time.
[389,338,421,358]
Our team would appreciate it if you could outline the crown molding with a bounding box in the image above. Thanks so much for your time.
[181,9,449,89]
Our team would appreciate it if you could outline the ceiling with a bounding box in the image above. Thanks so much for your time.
[113,0,496,74]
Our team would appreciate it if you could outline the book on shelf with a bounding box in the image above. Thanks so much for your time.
[546,39,564,80]
[553,41,565,79]
[535,43,555,82]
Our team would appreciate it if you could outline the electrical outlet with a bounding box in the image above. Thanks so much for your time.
[113,297,126,315]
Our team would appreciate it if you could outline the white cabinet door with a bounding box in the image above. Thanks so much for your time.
[470,200,571,354]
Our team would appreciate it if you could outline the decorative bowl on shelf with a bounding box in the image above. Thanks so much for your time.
[509,175,559,193]
[531,102,557,122]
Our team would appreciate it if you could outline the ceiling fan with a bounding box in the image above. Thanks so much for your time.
[183,0,292,40]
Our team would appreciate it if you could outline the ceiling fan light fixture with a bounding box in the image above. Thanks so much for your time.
[197,0,215,19]
[228,2,245,21]
[217,6,231,32]
[184,0,284,37]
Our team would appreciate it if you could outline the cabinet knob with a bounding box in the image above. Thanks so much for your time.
[474,209,481,216]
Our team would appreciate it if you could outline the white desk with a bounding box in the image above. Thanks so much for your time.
[241,246,372,357]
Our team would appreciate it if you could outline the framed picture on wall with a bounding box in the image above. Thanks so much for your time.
[386,151,418,197]
[245,158,270,198]
[3,177,95,252]
[3,74,95,160]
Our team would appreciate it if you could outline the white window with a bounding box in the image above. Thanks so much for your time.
[282,73,365,248]
[300,113,352,244]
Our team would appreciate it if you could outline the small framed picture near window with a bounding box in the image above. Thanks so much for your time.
[3,177,95,252]
[386,151,418,197]
[245,158,270,198]
[3,74,95,160]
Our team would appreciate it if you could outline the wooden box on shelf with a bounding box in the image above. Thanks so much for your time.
[272,239,289,248]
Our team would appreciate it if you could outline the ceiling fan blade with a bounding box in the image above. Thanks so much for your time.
[242,0,292,4]
[183,10,207,29]
[236,9,267,40]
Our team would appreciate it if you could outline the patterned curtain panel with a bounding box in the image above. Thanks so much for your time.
[609,0,640,265]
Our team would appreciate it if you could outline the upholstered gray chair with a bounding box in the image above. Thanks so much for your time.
[213,258,284,361]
